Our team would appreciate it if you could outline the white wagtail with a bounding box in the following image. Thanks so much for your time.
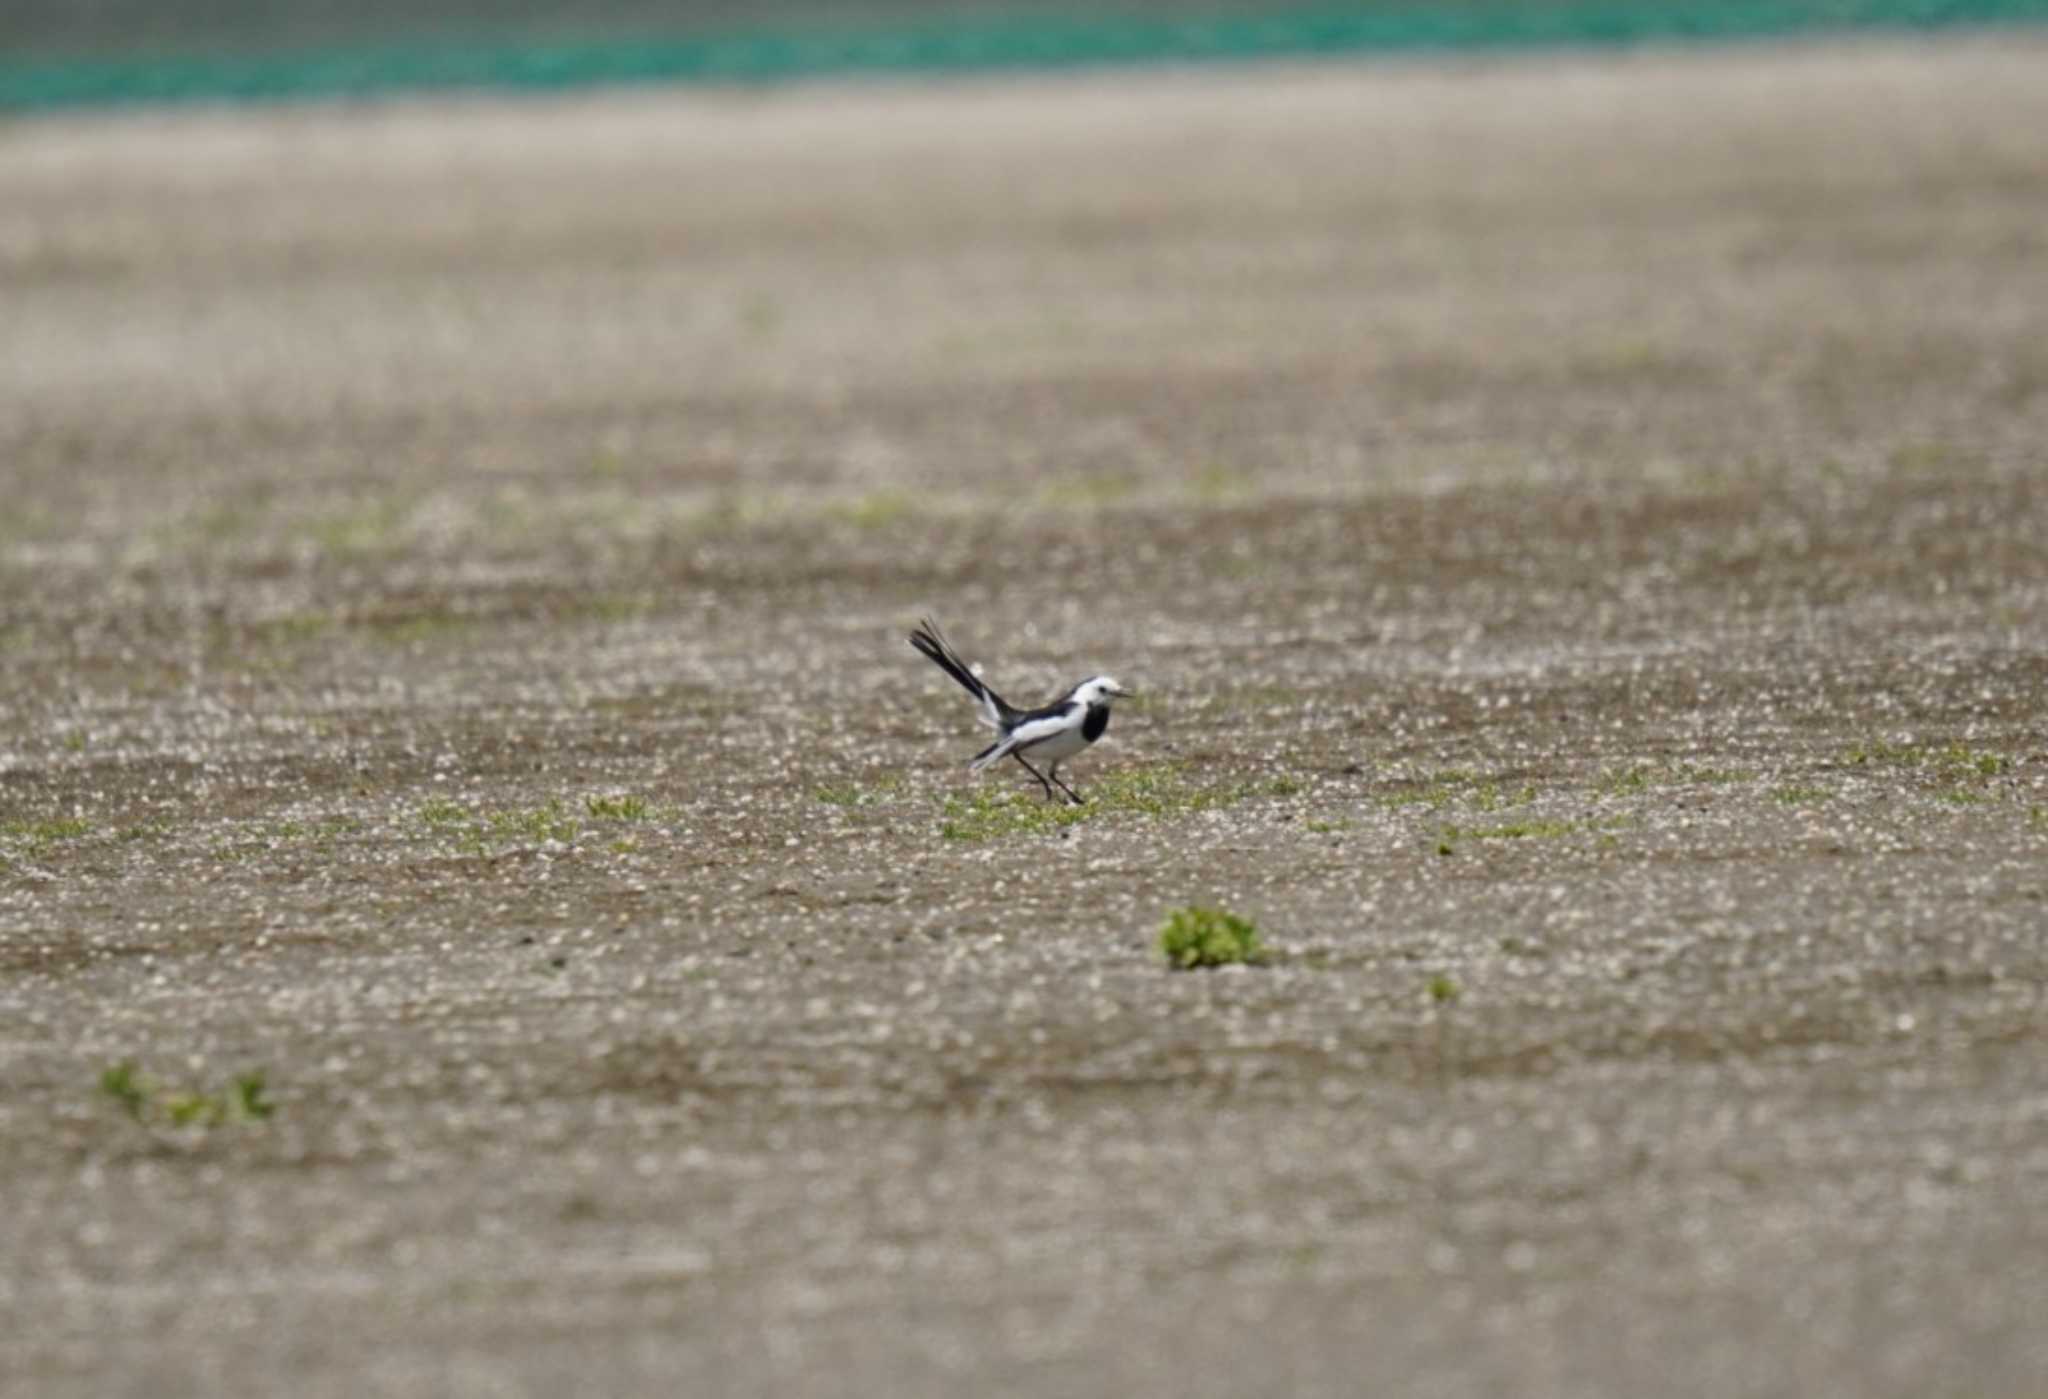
[909,618,1132,805]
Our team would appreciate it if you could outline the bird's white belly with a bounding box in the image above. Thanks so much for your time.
[1022,724,1091,763]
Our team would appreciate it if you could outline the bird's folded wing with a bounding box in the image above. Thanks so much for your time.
[967,709,1074,770]
[1006,711,1076,749]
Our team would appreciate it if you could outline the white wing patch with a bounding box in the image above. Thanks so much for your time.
[970,673,1002,728]
[1005,712,1076,748]
[967,704,1080,771]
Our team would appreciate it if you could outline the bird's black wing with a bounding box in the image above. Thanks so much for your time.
[1005,700,1083,751]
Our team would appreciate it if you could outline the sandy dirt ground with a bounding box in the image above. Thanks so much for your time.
[3,35,2047,1398]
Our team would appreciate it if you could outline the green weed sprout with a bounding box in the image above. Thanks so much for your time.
[1159,906,1268,969]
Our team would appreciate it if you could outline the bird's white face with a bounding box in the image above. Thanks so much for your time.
[1073,676,1132,705]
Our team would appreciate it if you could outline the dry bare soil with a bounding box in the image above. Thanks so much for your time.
[4,36,2047,1398]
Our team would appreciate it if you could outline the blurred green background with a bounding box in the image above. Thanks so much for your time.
[5,0,2047,109]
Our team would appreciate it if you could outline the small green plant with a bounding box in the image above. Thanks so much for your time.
[1599,765,1652,796]
[100,1062,275,1130]
[1844,739,1915,766]
[1427,975,1461,1004]
[1677,763,1753,784]
[420,795,615,852]
[100,1061,149,1120]
[418,796,468,828]
[1843,740,2012,806]
[1379,768,1476,811]
[484,799,581,846]
[232,1073,275,1119]
[584,793,650,821]
[1,816,93,859]
[1379,769,1535,814]
[1476,783,1537,813]
[1844,740,2008,777]
[4,817,92,842]
[1304,818,1352,835]
[1599,762,1752,794]
[1159,906,1268,969]
[940,787,1090,841]
[1770,785,1827,805]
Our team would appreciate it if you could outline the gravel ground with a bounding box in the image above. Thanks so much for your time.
[3,36,2047,1398]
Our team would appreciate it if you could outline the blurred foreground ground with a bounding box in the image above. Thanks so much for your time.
[3,36,2047,1398]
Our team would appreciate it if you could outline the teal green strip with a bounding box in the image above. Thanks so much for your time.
[5,0,2047,113]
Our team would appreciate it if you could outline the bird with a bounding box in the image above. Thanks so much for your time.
[909,618,1132,805]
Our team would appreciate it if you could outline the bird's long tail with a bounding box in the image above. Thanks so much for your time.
[909,618,1011,729]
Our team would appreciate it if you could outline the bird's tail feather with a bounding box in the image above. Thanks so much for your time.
[968,735,1012,771]
[910,618,1011,728]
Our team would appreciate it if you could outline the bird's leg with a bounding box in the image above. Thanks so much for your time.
[1047,764,1085,806]
[1011,752,1057,802]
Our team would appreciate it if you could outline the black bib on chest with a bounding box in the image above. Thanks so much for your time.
[1082,703,1111,742]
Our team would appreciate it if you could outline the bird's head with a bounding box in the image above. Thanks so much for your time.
[1072,676,1133,705]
